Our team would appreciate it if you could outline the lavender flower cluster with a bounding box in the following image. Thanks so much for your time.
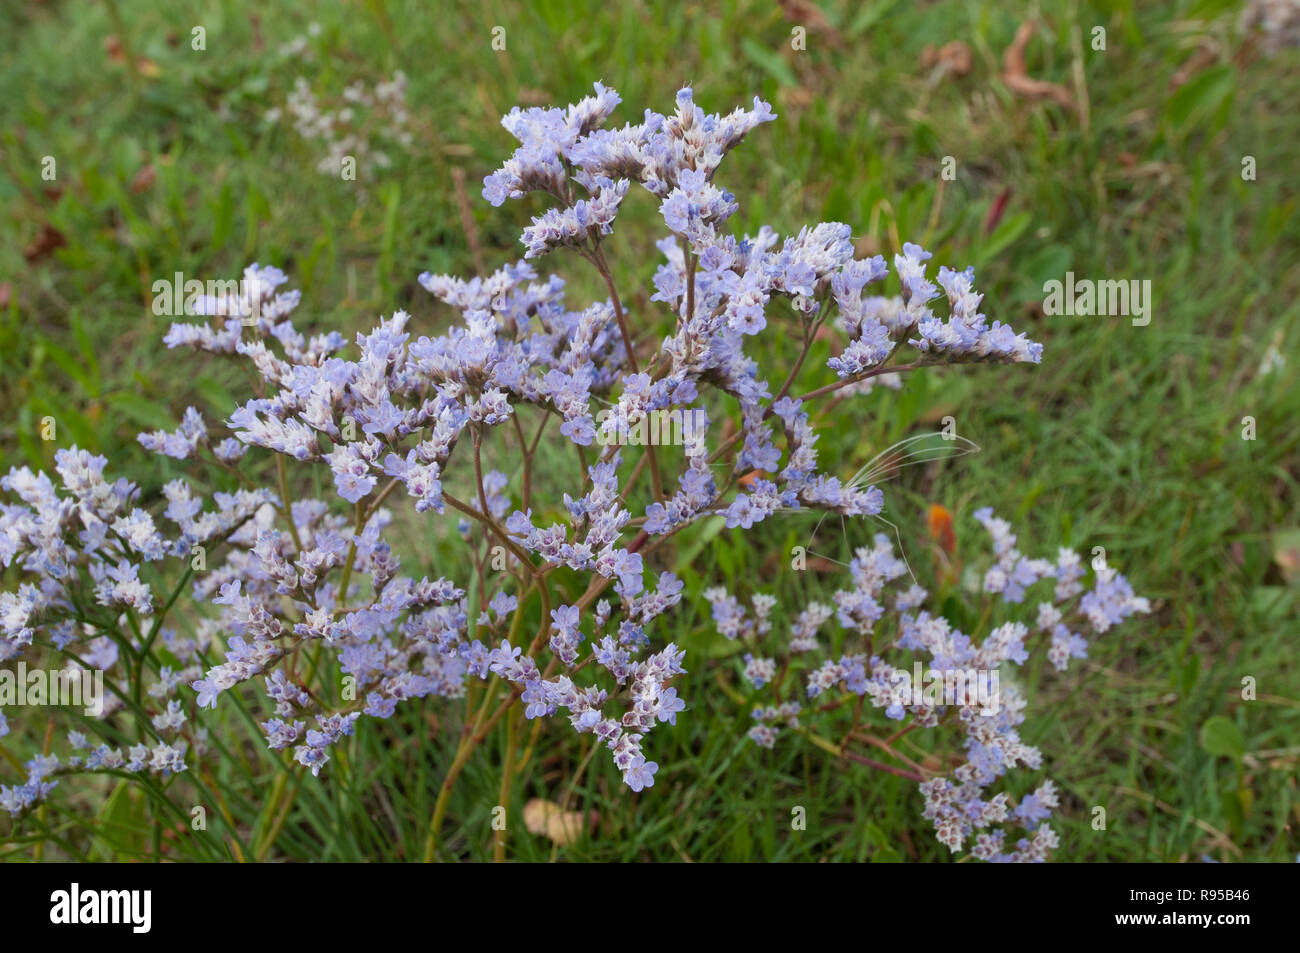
[268,69,415,178]
[2,83,1067,852]
[0,446,261,812]
[707,513,1149,862]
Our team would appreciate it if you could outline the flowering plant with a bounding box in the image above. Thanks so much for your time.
[709,508,1149,860]
[0,82,1138,861]
[269,69,415,179]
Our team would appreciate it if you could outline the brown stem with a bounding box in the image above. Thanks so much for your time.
[840,750,925,783]
[511,411,533,511]
[588,244,667,501]
[443,492,537,574]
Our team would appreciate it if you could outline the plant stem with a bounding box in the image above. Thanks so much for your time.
[493,711,518,862]
[422,682,519,861]
[275,455,303,552]
[840,749,925,783]
[588,243,667,501]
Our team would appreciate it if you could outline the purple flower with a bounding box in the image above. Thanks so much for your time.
[622,756,658,792]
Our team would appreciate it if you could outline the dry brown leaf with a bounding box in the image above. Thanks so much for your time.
[1169,44,1218,90]
[854,234,881,257]
[523,798,592,846]
[777,0,843,46]
[983,187,1012,235]
[921,41,972,77]
[1273,530,1300,585]
[103,35,161,78]
[518,88,553,107]
[1001,23,1075,110]
[781,86,814,110]
[129,164,156,194]
[23,225,66,263]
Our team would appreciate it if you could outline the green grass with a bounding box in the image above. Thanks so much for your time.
[0,0,1296,861]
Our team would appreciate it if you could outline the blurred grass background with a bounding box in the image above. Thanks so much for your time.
[0,0,1296,861]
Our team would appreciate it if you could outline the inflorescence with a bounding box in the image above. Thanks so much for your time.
[1,83,1138,861]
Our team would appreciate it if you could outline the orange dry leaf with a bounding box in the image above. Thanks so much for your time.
[927,503,956,556]
[1001,23,1075,110]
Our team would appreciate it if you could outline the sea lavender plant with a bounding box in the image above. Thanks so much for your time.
[1,82,1105,861]
[711,511,1149,861]
[268,69,415,178]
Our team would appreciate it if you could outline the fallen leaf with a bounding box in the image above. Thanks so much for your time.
[518,88,553,106]
[1273,529,1300,585]
[1001,23,1075,110]
[854,234,881,257]
[777,0,844,46]
[921,41,972,77]
[129,164,156,194]
[23,225,66,263]
[523,798,593,846]
[1169,44,1218,90]
[103,34,161,78]
[927,503,956,556]
[983,188,1011,235]
[780,86,814,110]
